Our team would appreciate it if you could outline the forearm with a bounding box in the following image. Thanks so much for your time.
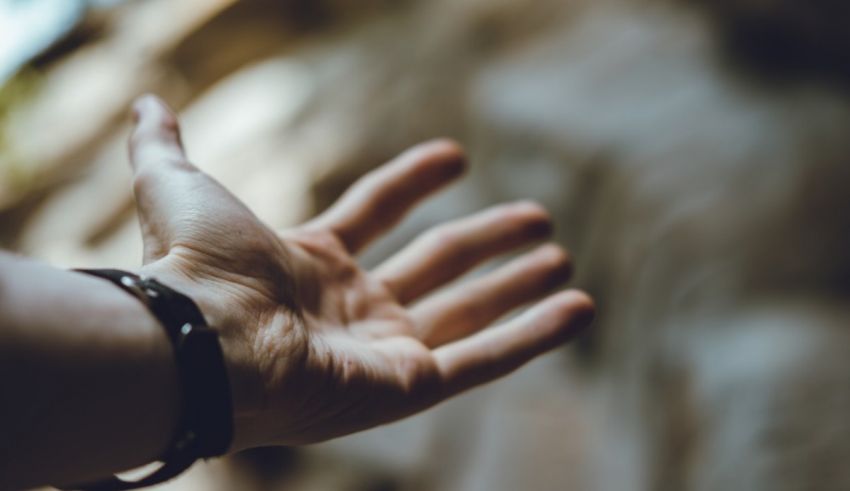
[0,252,179,489]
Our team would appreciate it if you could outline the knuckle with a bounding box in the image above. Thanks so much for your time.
[131,158,196,195]
[164,156,197,173]
[131,167,159,196]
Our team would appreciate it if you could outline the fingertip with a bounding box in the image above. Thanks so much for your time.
[133,93,165,110]
[503,200,554,239]
[508,200,550,220]
[532,243,574,285]
[425,137,465,158]
[522,289,594,348]
[554,289,596,334]
[411,138,468,179]
[128,95,187,170]
[131,94,179,132]
[132,93,157,121]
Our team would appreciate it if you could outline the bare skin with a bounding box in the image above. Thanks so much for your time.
[0,94,594,489]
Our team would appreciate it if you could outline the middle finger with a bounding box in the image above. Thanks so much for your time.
[373,201,552,304]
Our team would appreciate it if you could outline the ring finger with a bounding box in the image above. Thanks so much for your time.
[411,243,573,347]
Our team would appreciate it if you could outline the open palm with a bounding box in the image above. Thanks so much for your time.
[130,95,594,451]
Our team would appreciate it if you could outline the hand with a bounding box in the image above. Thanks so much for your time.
[130,94,594,451]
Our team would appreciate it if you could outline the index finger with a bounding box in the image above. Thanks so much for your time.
[308,139,466,254]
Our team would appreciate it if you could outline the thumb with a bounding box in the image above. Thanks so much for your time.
[128,94,198,263]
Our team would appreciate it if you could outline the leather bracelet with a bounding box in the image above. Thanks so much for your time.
[65,269,234,491]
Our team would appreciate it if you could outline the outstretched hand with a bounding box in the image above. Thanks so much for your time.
[130,94,594,451]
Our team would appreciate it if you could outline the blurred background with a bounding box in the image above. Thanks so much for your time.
[2,0,850,490]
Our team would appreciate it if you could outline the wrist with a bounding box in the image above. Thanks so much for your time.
[67,268,240,489]
[118,287,182,459]
[137,261,267,449]
[0,256,185,488]
[69,269,182,465]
